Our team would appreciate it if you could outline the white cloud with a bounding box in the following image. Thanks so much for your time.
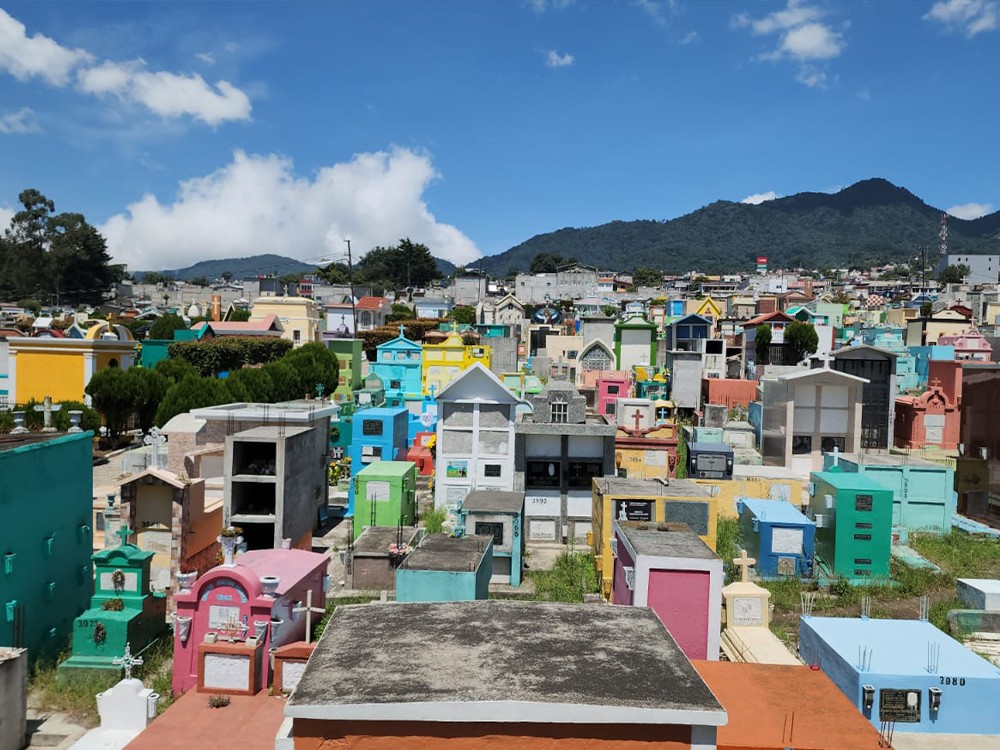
[733,1,845,85]
[0,9,92,85]
[0,107,41,134]
[0,9,250,126]
[924,0,998,37]
[545,50,575,68]
[741,191,780,205]
[768,22,844,60]
[99,148,481,271]
[946,202,994,219]
[0,205,13,230]
[195,52,215,65]
[634,0,677,27]
[77,60,251,126]
[679,31,700,45]
[529,0,575,12]
[796,66,827,88]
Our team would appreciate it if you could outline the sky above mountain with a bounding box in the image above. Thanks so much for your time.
[0,0,998,271]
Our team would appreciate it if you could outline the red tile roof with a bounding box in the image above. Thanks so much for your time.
[356,296,389,310]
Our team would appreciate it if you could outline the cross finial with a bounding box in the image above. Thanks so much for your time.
[292,589,325,644]
[631,407,643,432]
[143,427,166,467]
[316,383,325,398]
[733,549,756,583]
[832,445,840,467]
[116,525,133,547]
[34,395,63,432]
[112,642,143,680]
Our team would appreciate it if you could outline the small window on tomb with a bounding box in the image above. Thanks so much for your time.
[821,436,846,452]
[606,402,617,416]
[362,420,383,436]
[855,494,874,512]
[551,399,568,424]
[389,380,401,390]
[792,435,812,454]
[484,464,502,478]
[607,385,620,395]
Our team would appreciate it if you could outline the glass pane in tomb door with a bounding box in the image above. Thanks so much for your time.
[136,490,173,591]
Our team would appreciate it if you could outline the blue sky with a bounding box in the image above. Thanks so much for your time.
[0,0,998,271]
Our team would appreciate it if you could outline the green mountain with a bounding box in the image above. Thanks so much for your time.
[135,252,457,282]
[480,178,1000,274]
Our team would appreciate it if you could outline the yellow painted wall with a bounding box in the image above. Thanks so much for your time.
[95,352,124,370]
[15,351,84,403]
[693,477,805,518]
[421,335,492,394]
[591,487,718,596]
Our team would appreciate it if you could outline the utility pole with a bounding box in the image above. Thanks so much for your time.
[345,238,357,337]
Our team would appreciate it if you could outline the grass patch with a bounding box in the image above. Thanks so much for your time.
[529,552,599,602]
[314,595,380,640]
[716,516,740,583]
[420,507,447,534]
[930,596,963,634]
[30,634,175,727]
[911,531,1000,579]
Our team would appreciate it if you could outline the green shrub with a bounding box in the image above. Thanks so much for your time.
[167,337,292,376]
[530,552,599,602]
[421,507,446,534]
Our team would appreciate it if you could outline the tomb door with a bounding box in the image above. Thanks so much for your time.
[134,485,174,589]
[647,569,710,660]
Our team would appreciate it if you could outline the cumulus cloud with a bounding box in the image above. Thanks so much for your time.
[0,9,92,85]
[78,60,251,126]
[99,147,481,271]
[741,191,780,205]
[0,8,250,126]
[733,0,845,85]
[634,0,677,27]
[195,52,215,65]
[946,202,994,219]
[0,205,13,229]
[924,0,998,36]
[545,50,575,68]
[0,107,41,134]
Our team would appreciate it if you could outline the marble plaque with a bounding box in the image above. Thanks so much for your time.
[529,520,557,541]
[203,652,250,690]
[771,527,803,555]
[281,660,308,692]
[924,414,945,444]
[100,571,138,593]
[732,596,763,626]
[208,604,242,629]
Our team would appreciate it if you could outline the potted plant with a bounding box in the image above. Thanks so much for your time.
[218,525,243,566]
[101,598,125,611]
[387,542,412,567]
[177,565,198,592]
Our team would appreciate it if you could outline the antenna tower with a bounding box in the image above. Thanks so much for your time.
[939,213,948,257]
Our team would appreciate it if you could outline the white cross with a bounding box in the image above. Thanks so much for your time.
[143,427,166,468]
[733,549,756,583]
[112,642,143,680]
[831,445,840,467]
[292,589,325,644]
[34,396,62,432]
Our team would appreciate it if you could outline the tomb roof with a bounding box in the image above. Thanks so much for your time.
[230,425,312,440]
[461,490,524,513]
[692,661,883,750]
[802,617,1000,678]
[594,476,711,498]
[688,441,734,454]
[356,460,416,478]
[825,451,941,468]
[811,470,895,492]
[233,548,327,596]
[288,600,726,725]
[399,534,491,572]
[617,522,719,560]
[191,400,339,422]
[352,526,421,556]
[738,498,814,524]
[957,578,1000,594]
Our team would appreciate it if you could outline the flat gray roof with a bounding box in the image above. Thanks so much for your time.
[618,522,719,560]
[400,534,490,572]
[594,476,710,498]
[352,526,420,556]
[461,490,524,514]
[516,418,616,436]
[287,601,726,725]
[831,452,941,468]
[232,425,312,440]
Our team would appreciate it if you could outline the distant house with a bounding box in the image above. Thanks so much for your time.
[191,315,282,338]
[414,297,453,320]
[355,296,392,331]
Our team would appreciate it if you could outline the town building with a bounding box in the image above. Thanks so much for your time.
[249,296,322,347]
[823,345,897,450]
[354,296,392,331]
[934,253,1000,285]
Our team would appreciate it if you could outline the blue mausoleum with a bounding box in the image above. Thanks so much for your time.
[737,497,816,579]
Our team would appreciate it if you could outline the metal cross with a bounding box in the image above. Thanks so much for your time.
[733,549,756,583]
[112,642,143,680]
[143,427,166,468]
[315,383,325,399]
[116,525,133,547]
[33,396,62,432]
[292,589,325,644]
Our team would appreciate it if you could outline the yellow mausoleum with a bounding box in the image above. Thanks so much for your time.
[421,332,492,395]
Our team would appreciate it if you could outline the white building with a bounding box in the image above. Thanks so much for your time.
[935,254,1000,286]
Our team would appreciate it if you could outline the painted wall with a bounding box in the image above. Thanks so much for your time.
[290,719,696,750]
[13,351,84,403]
[648,569,711,659]
[395,546,491,603]
[0,433,94,661]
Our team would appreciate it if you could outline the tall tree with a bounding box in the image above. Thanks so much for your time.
[355,238,443,290]
[785,321,819,363]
